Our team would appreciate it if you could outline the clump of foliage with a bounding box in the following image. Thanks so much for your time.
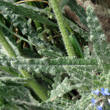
[0,0,110,110]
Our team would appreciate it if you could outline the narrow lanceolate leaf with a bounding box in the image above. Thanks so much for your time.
[0,1,57,27]
[69,34,84,58]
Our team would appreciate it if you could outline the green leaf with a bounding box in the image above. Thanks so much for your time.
[69,34,84,58]
[60,0,70,8]
[0,21,35,46]
[92,80,102,86]
[67,0,87,27]
[0,1,57,27]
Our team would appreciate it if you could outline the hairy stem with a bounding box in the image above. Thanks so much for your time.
[20,70,48,101]
[49,0,75,56]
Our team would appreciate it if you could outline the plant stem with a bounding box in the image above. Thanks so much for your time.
[49,0,75,56]
[0,27,17,57]
[20,70,48,101]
